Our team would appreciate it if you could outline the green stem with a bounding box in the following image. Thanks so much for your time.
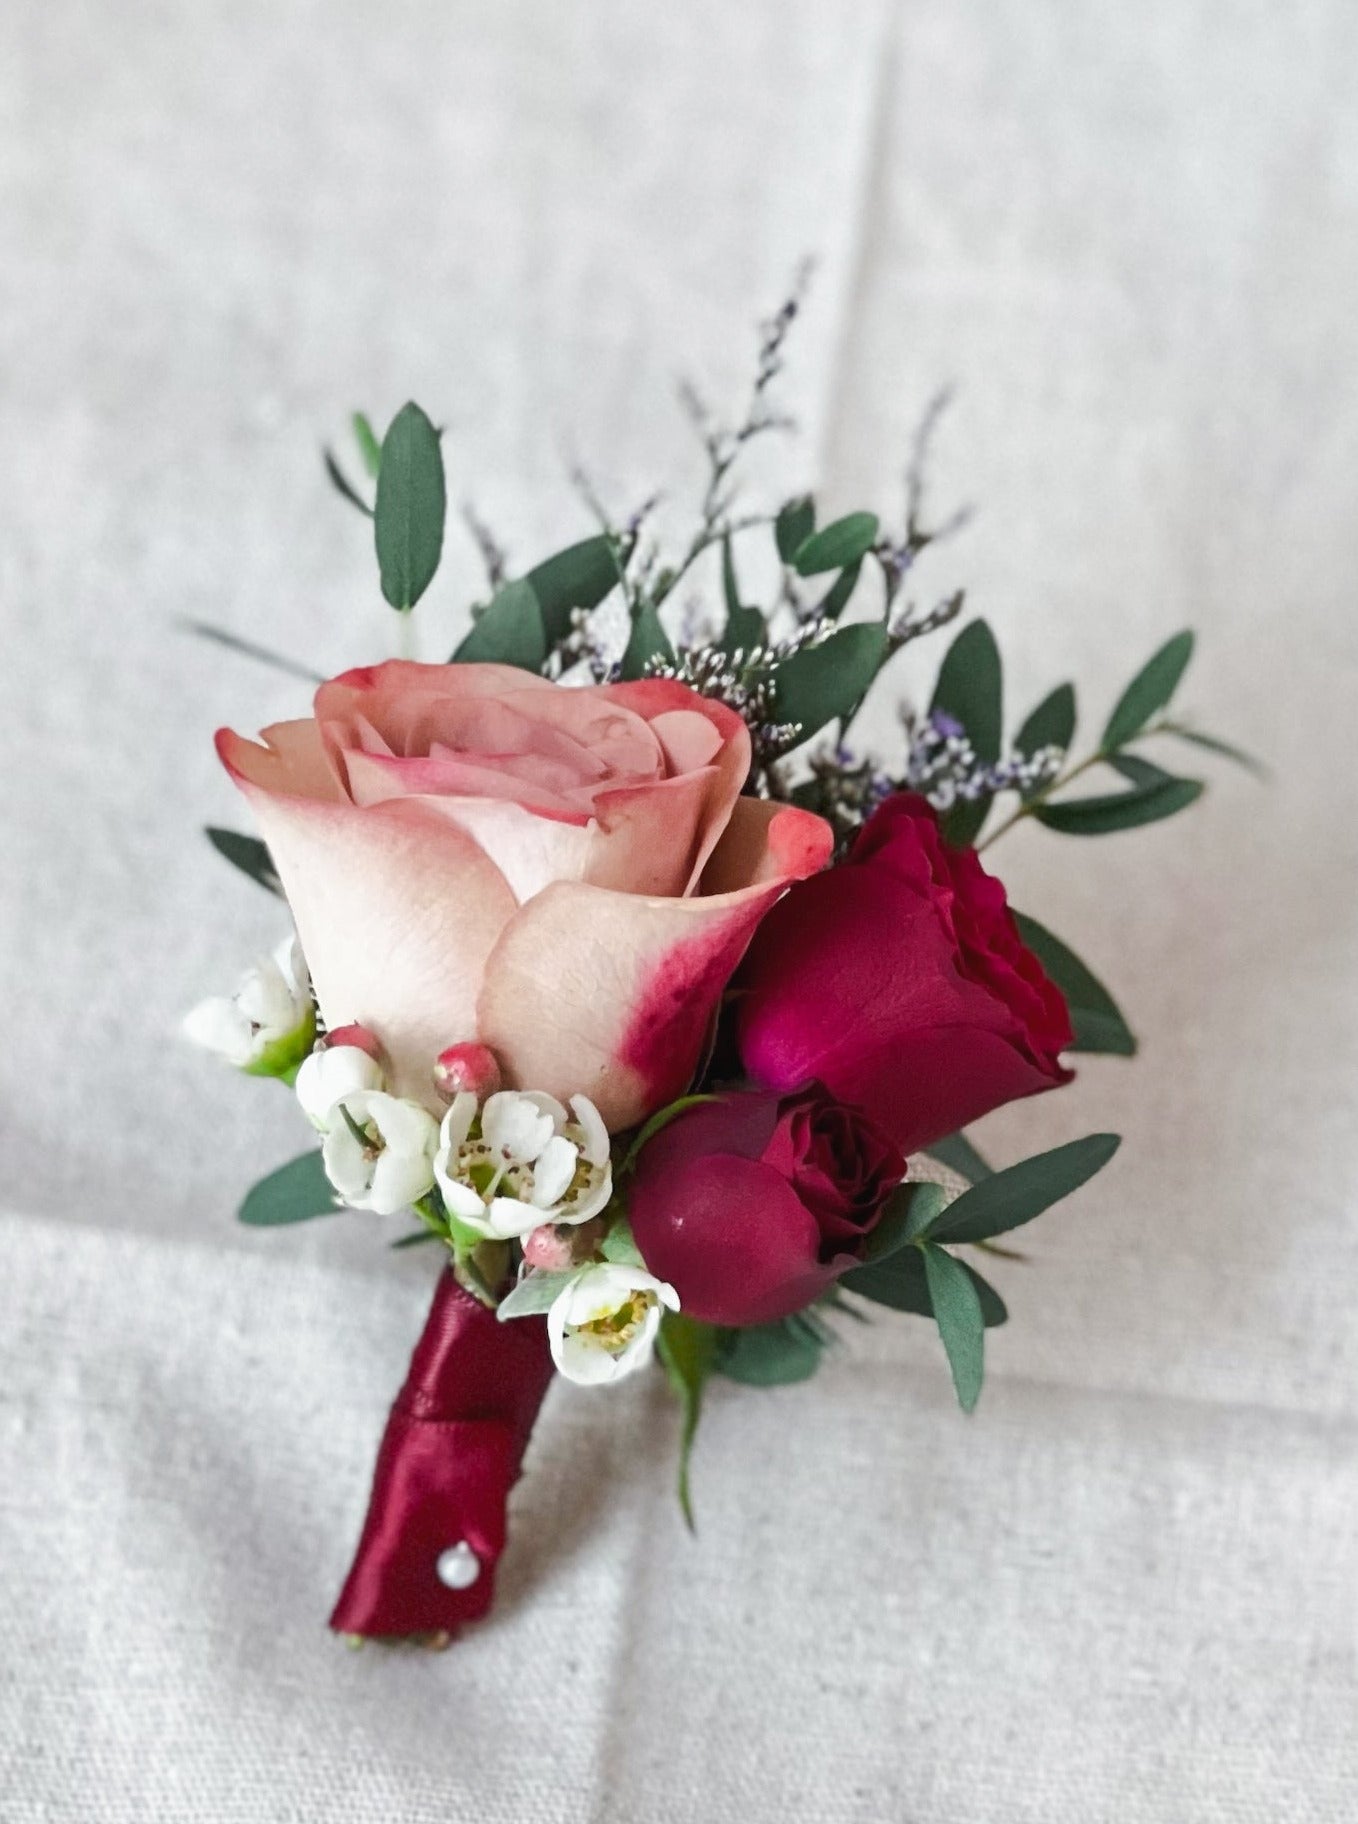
[976,748,1108,851]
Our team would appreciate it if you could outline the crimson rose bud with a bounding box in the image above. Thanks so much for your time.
[629,1086,904,1327]
[736,793,1074,1156]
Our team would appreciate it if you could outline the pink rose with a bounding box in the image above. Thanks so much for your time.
[217,661,831,1129]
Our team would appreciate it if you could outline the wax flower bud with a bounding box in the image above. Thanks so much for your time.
[326,1023,384,1061]
[433,1042,502,1102]
[182,935,314,1079]
[295,1041,385,1131]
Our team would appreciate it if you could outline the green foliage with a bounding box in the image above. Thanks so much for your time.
[620,599,674,680]
[323,450,374,518]
[238,1151,337,1227]
[1016,682,1076,801]
[1035,771,1203,835]
[351,412,382,479]
[1102,630,1194,751]
[1013,911,1136,1057]
[792,511,879,576]
[841,1244,1007,1327]
[921,1243,986,1411]
[600,1215,645,1267]
[716,1314,824,1386]
[718,535,766,654]
[657,1311,718,1530]
[774,495,816,562]
[496,1269,573,1319]
[927,1133,1121,1245]
[860,1181,951,1261]
[1158,721,1268,780]
[374,402,446,612]
[452,577,547,670]
[817,559,863,622]
[773,621,889,741]
[932,618,1003,845]
[525,536,620,646]
[205,827,280,896]
[924,1131,992,1183]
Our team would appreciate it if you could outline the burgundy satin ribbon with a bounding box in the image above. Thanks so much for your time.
[330,1269,555,1639]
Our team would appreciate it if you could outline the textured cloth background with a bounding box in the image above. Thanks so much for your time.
[3,2,1356,1819]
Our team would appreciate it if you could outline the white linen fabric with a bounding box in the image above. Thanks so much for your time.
[2,1,1356,1818]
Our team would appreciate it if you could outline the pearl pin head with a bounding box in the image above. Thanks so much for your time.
[435,1541,481,1591]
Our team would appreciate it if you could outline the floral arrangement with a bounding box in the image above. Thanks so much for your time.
[185,291,1253,1644]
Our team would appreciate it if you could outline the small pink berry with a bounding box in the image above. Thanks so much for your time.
[522,1226,574,1272]
[433,1042,502,1101]
[326,1023,383,1060]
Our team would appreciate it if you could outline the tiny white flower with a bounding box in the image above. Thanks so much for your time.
[182,936,314,1074]
[322,1090,438,1215]
[295,1044,384,1130]
[433,1089,613,1242]
[547,1263,679,1386]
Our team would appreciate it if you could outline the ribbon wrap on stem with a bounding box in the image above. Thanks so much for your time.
[329,1268,555,1639]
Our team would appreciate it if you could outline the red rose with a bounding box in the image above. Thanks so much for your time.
[629,1086,905,1327]
[735,793,1073,1155]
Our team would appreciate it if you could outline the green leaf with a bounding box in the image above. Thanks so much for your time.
[840,1245,1008,1327]
[716,1316,823,1386]
[323,449,374,518]
[600,1215,645,1268]
[1158,721,1269,781]
[352,411,382,479]
[238,1152,337,1227]
[1106,752,1177,789]
[205,827,281,896]
[772,621,889,742]
[1015,682,1076,798]
[390,1229,439,1249]
[619,599,674,680]
[792,511,879,576]
[927,1133,1121,1245]
[452,577,547,670]
[817,559,863,622]
[179,618,324,684]
[374,402,447,612]
[656,1311,718,1531]
[921,1244,985,1412]
[1036,773,1203,835]
[1102,630,1195,750]
[496,1270,574,1320]
[1012,911,1136,1057]
[860,1181,951,1263]
[931,619,1003,762]
[718,536,766,654]
[775,495,816,563]
[526,535,620,646]
[924,1131,992,1184]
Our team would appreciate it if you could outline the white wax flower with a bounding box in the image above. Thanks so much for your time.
[321,1089,439,1215]
[182,936,313,1073]
[434,1089,613,1242]
[295,1044,384,1130]
[547,1263,679,1386]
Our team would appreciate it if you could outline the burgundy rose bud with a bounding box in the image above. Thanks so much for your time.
[736,793,1074,1156]
[629,1086,905,1327]
[433,1042,502,1102]
[326,1022,384,1060]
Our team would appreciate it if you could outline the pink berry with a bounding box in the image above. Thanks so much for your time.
[433,1042,502,1101]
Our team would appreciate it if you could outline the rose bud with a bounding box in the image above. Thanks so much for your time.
[326,1022,384,1061]
[433,1042,502,1103]
[629,1086,905,1327]
[736,792,1074,1157]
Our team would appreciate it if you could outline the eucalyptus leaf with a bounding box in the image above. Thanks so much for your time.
[1159,721,1269,781]
[323,449,374,518]
[619,599,674,680]
[1106,753,1177,789]
[205,827,281,896]
[1016,682,1076,799]
[931,618,1003,762]
[526,535,620,646]
[1102,630,1195,750]
[374,401,446,612]
[860,1182,951,1262]
[496,1270,574,1320]
[452,577,547,670]
[1036,773,1203,835]
[772,621,889,742]
[840,1245,1008,1327]
[921,1243,986,1412]
[716,1316,823,1386]
[390,1229,440,1249]
[818,559,863,622]
[927,1133,1121,1245]
[775,495,816,563]
[792,511,879,576]
[1013,911,1136,1057]
[238,1151,338,1227]
[657,1311,718,1530]
[718,535,766,654]
[600,1216,645,1268]
[352,411,382,479]
[179,618,323,684]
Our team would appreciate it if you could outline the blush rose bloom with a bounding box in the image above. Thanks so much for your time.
[217,661,831,1131]
[736,791,1074,1155]
[629,1085,905,1326]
